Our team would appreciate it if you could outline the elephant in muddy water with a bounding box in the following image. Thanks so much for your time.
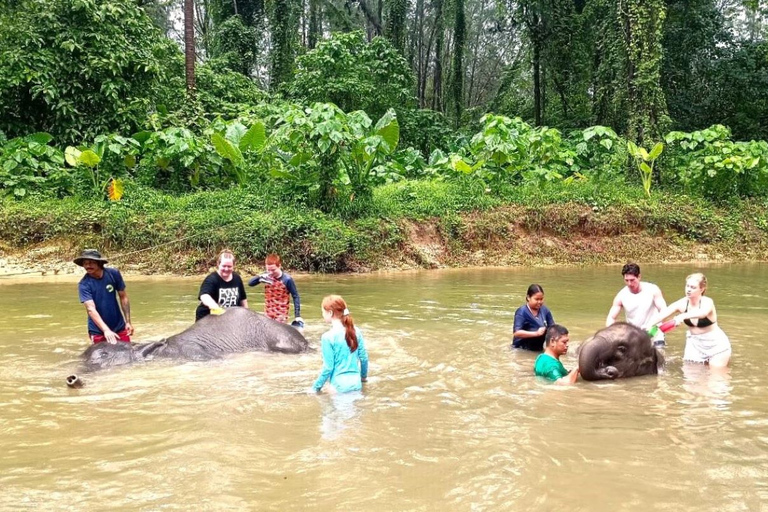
[66,308,309,386]
[578,322,664,381]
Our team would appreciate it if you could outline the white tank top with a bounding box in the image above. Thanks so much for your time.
[619,282,663,339]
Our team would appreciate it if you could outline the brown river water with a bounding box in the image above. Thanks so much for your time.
[1,264,767,510]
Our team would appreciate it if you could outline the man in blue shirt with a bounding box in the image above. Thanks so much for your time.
[75,249,133,344]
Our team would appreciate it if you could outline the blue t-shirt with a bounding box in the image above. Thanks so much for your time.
[78,267,127,335]
[512,304,554,351]
[313,325,369,393]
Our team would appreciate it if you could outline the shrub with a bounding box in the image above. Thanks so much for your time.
[664,125,768,201]
[0,0,181,143]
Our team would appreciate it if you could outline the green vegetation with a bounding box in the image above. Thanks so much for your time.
[1,0,768,272]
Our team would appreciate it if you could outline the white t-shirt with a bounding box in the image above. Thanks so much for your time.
[617,282,664,341]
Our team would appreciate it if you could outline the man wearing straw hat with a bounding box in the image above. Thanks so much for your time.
[74,249,133,344]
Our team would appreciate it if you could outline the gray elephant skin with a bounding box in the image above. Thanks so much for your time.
[578,322,664,381]
[70,307,309,380]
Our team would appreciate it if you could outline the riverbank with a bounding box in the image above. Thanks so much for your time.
[2,204,766,280]
[2,180,767,278]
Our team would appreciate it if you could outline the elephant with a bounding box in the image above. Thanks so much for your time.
[66,307,309,387]
[578,322,664,381]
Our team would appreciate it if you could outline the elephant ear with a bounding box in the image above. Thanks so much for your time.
[574,336,594,357]
[137,341,167,359]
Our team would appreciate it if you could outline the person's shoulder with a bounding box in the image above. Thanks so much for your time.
[534,353,551,373]
[321,328,340,343]
[280,272,295,282]
[105,267,123,278]
[643,282,662,292]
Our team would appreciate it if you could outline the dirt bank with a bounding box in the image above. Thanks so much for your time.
[2,204,766,281]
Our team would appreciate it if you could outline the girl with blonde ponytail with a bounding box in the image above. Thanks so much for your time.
[312,295,369,393]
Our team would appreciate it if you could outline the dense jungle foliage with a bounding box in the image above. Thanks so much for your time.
[1,0,768,269]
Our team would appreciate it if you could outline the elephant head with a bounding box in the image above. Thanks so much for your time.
[578,322,664,381]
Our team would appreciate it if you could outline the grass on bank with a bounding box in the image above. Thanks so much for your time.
[1,178,767,273]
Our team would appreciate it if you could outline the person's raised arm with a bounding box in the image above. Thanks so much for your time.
[513,307,545,339]
[198,275,222,312]
[83,300,118,344]
[556,367,579,385]
[647,299,685,328]
[199,294,219,311]
[285,277,302,322]
[606,293,623,327]
[118,290,133,335]
[652,284,667,312]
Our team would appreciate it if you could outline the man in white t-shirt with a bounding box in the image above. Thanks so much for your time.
[606,262,668,347]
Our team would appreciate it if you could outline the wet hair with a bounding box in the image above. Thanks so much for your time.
[322,294,358,352]
[621,262,641,278]
[686,272,708,294]
[265,253,281,266]
[217,250,235,265]
[526,284,545,299]
[544,324,569,346]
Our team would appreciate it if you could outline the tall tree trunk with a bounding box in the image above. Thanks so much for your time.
[308,0,320,48]
[352,0,383,35]
[531,11,541,126]
[416,0,425,105]
[620,0,669,145]
[271,0,295,90]
[185,0,196,93]
[420,10,437,108]
[385,0,408,53]
[451,0,465,125]
[466,0,486,107]
[432,0,444,111]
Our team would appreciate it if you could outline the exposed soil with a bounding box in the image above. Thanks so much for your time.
[2,204,766,281]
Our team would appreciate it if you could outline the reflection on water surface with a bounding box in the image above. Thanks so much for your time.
[1,264,767,510]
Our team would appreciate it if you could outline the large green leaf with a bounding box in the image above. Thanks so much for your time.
[132,131,153,144]
[26,132,54,145]
[375,109,399,153]
[78,149,101,168]
[65,146,81,167]
[240,121,267,152]
[288,152,312,166]
[225,122,248,146]
[648,142,664,160]
[212,133,244,167]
